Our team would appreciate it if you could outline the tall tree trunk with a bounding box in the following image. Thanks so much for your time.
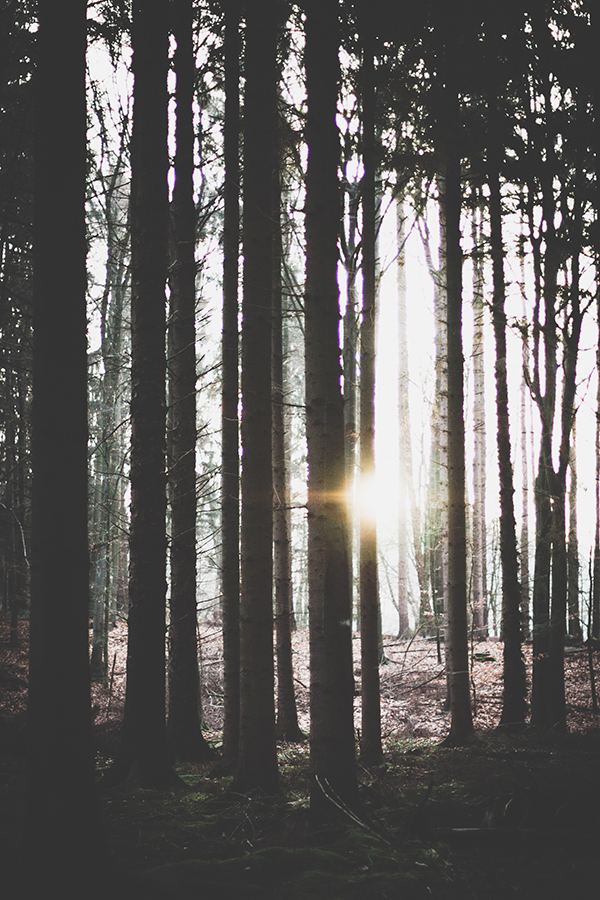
[167,0,214,762]
[593,297,600,640]
[305,0,359,821]
[27,0,102,887]
[359,19,382,766]
[442,85,473,744]
[471,204,487,641]
[419,190,448,653]
[396,200,413,638]
[520,268,532,640]
[567,429,582,640]
[113,0,179,787]
[234,0,279,795]
[220,0,241,769]
[487,85,526,729]
[273,152,303,743]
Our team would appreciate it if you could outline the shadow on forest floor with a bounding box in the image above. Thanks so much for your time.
[2,617,600,897]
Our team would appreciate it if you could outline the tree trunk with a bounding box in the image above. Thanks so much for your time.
[305,0,359,821]
[396,200,413,638]
[359,20,382,766]
[167,0,214,763]
[442,90,473,744]
[220,0,241,770]
[234,0,279,795]
[471,204,487,641]
[273,150,303,743]
[487,86,526,729]
[567,429,582,640]
[27,0,102,886]
[113,0,180,787]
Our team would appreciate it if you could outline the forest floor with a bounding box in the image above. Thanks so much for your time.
[2,616,600,898]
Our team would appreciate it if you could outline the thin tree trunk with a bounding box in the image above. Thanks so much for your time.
[167,0,214,762]
[113,0,180,787]
[471,204,487,641]
[520,267,532,640]
[487,85,526,729]
[359,20,382,766]
[442,78,473,743]
[567,428,582,640]
[273,152,303,743]
[220,0,241,769]
[396,200,412,638]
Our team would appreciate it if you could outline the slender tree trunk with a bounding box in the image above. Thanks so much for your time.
[167,0,214,762]
[305,0,359,821]
[397,200,412,638]
[419,190,448,653]
[487,87,526,729]
[442,86,473,744]
[220,0,241,769]
[471,204,487,641]
[593,297,600,639]
[567,429,582,640]
[520,269,532,640]
[113,0,180,787]
[26,0,102,887]
[359,20,382,765]
[273,153,303,743]
[234,0,279,795]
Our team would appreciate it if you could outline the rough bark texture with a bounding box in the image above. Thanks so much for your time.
[305,0,359,821]
[167,0,214,763]
[114,0,179,787]
[220,0,241,769]
[234,1,279,795]
[27,0,102,887]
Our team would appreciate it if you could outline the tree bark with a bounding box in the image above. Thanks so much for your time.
[471,204,487,641]
[220,0,241,769]
[442,84,473,744]
[113,0,180,787]
[273,153,303,743]
[487,85,526,730]
[27,0,102,887]
[359,19,382,766]
[305,0,359,821]
[396,201,414,637]
[234,0,279,795]
[167,0,214,762]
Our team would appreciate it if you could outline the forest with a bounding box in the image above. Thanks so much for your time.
[0,0,599,896]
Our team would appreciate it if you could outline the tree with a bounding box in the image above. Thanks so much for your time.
[471,204,487,641]
[485,42,526,729]
[359,14,382,766]
[167,0,214,762]
[234,0,279,795]
[438,17,473,742]
[273,141,303,743]
[25,0,102,888]
[220,0,242,770]
[305,0,359,821]
[112,0,180,786]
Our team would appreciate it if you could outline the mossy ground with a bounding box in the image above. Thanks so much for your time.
[90,729,600,898]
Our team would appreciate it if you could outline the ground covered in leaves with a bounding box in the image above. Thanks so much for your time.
[2,617,600,897]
